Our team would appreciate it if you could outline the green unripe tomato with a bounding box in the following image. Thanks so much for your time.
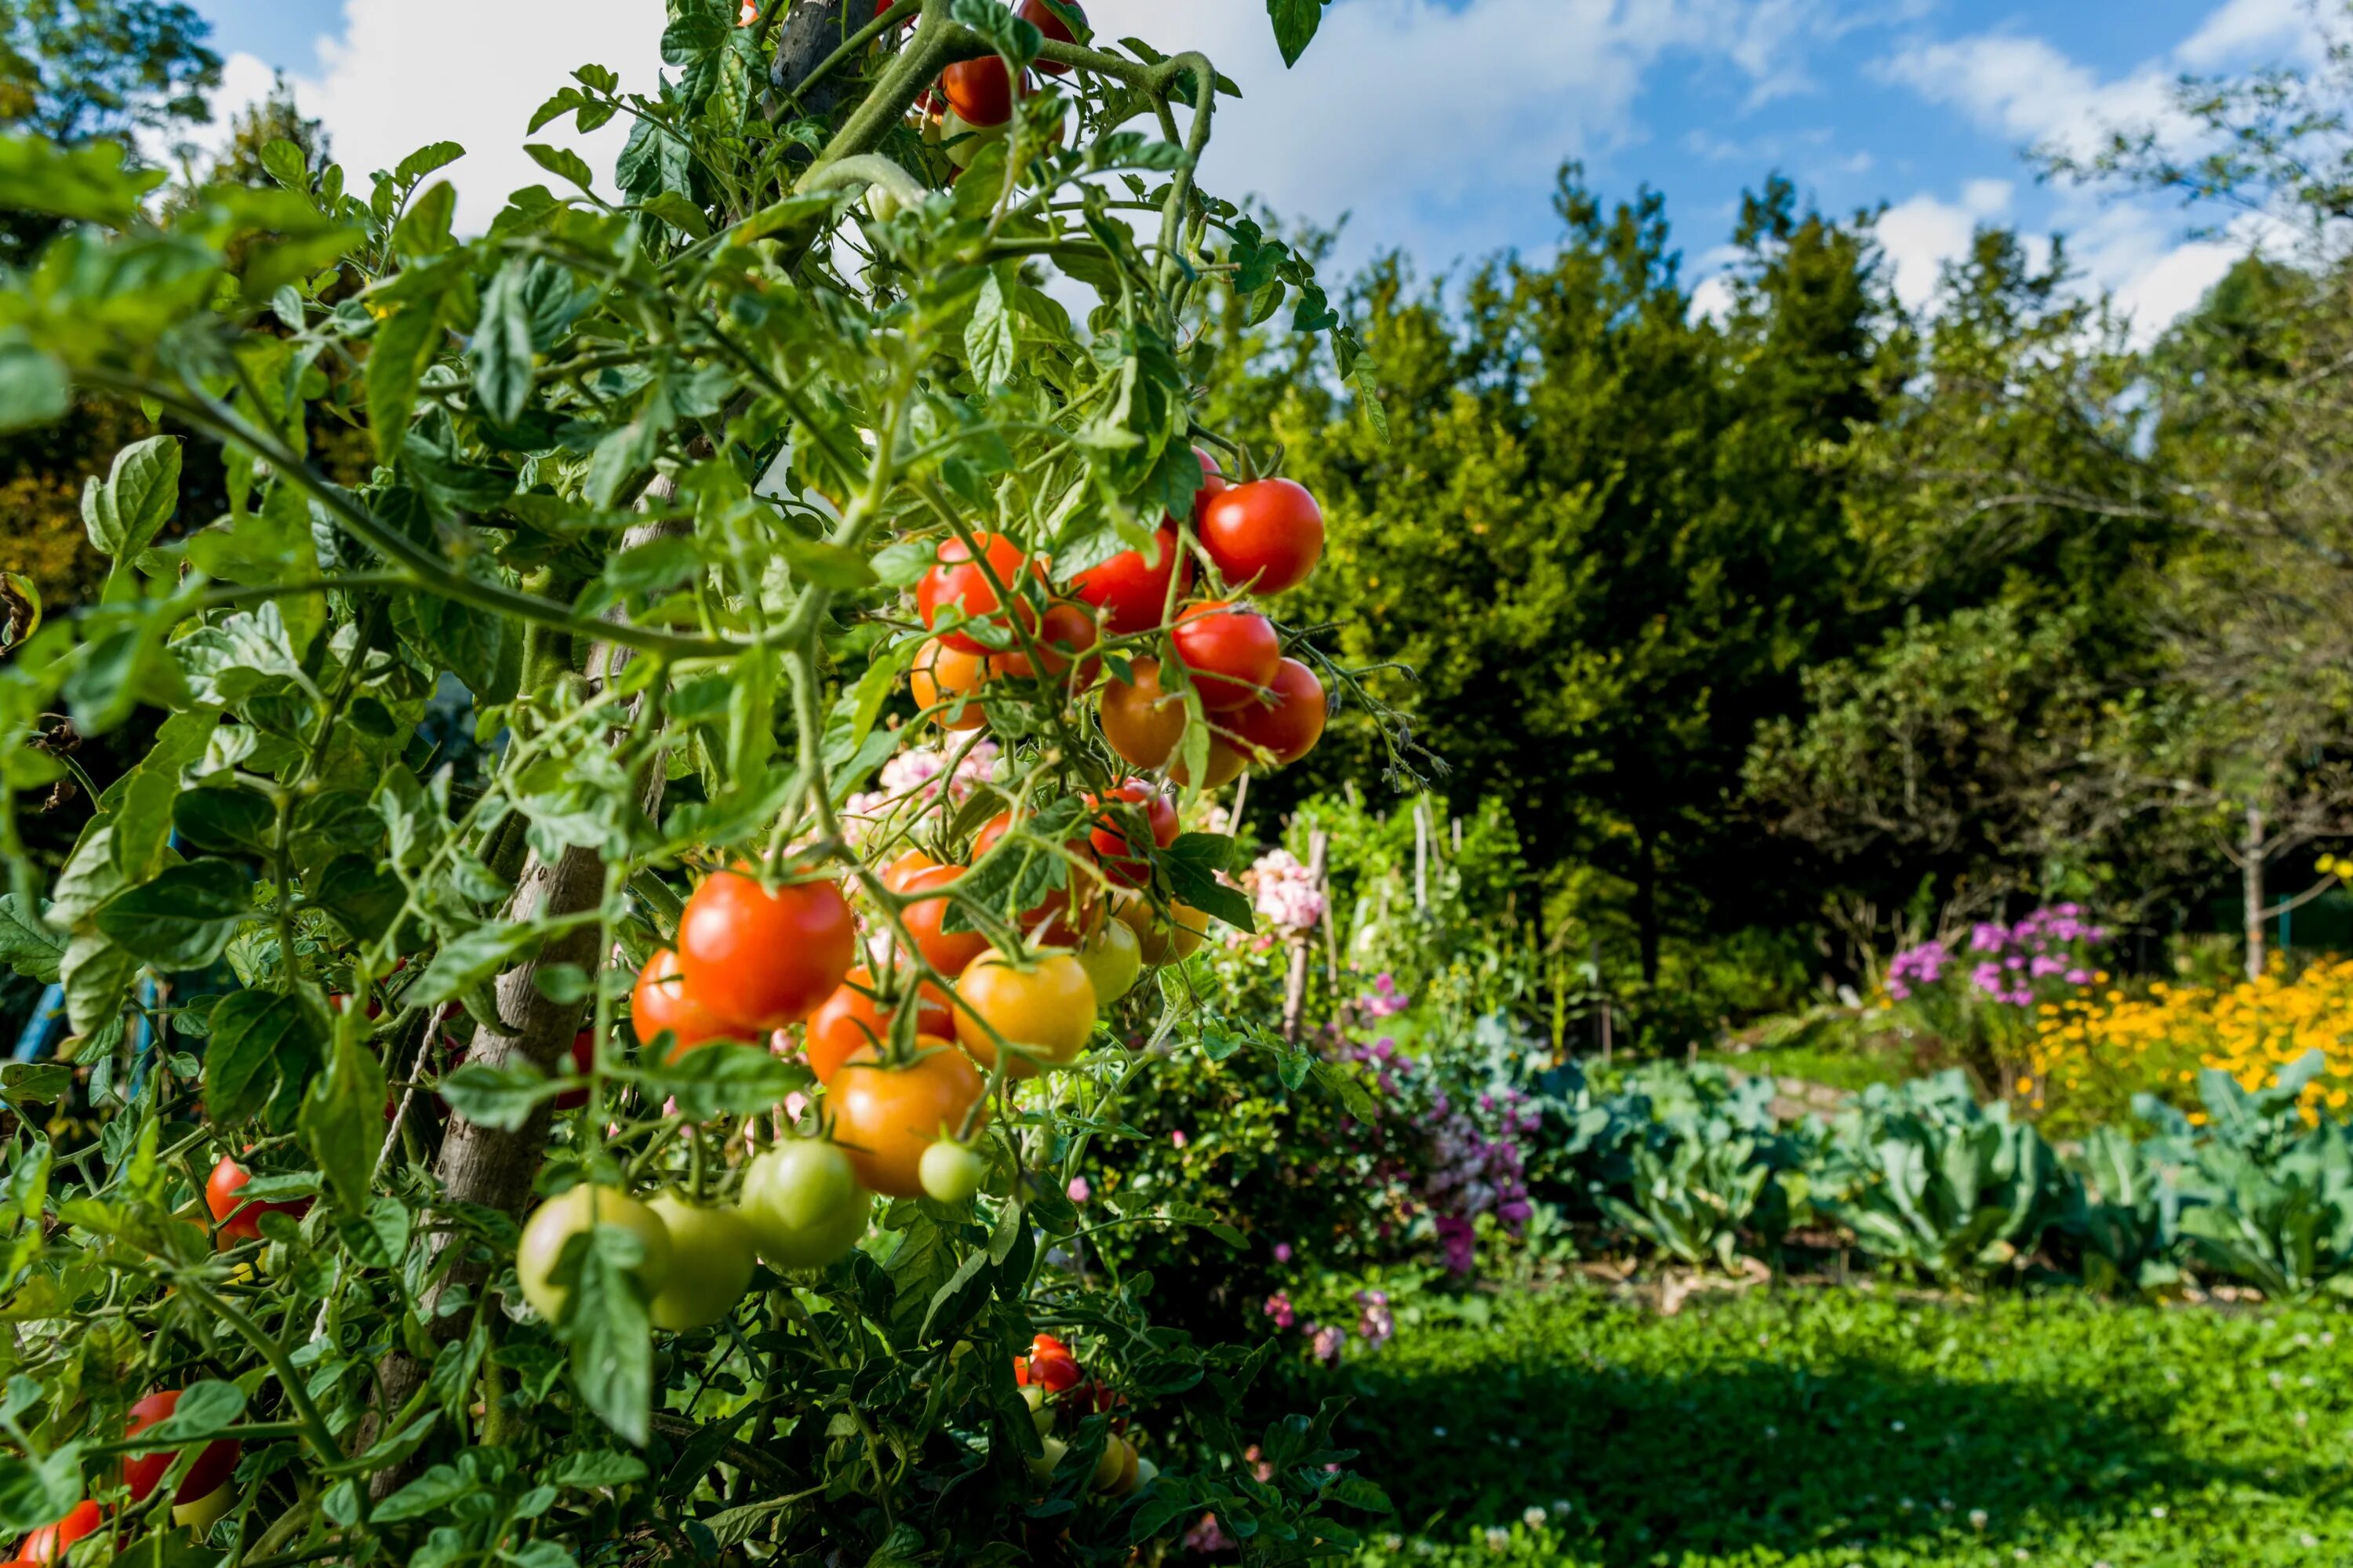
[919,1139,986,1203]
[1074,916,1142,1004]
[1026,1435,1068,1482]
[516,1184,673,1323]
[644,1192,758,1331]
[1133,1456,1158,1490]
[1021,1381,1054,1436]
[738,1140,871,1271]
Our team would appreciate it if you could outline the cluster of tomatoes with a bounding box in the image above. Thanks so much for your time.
[5,1392,240,1565]
[911,447,1330,785]
[1018,1333,1151,1495]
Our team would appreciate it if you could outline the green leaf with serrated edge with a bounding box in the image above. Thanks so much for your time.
[81,435,181,559]
[413,923,547,1006]
[92,859,250,969]
[122,1381,244,1450]
[303,1028,385,1210]
[560,1222,653,1446]
[171,788,275,858]
[1264,0,1325,65]
[60,931,136,1035]
[438,1062,558,1131]
[0,897,62,984]
[621,1046,806,1123]
[966,268,1018,390]
[309,853,405,944]
[1162,832,1253,932]
[395,141,467,184]
[205,990,328,1127]
[471,258,537,426]
[366,285,452,463]
[0,1444,83,1532]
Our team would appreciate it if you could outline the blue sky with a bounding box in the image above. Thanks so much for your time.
[186,0,2329,333]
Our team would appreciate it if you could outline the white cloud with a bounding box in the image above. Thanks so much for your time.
[1875,176,2010,310]
[206,0,1848,264]
[2177,0,2328,67]
[1875,33,2182,161]
[277,0,666,232]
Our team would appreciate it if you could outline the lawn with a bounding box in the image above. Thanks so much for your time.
[1305,1284,2353,1566]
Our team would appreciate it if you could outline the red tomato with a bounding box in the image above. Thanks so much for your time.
[806,967,955,1085]
[1033,1332,1071,1358]
[1086,782,1180,888]
[1067,526,1191,638]
[123,1391,241,1507]
[939,55,1022,127]
[897,863,993,979]
[205,1158,309,1245]
[15,1501,103,1566]
[1098,657,1187,769]
[631,946,740,1062]
[829,1040,990,1198]
[552,1029,601,1111]
[1198,478,1324,596]
[988,601,1100,689]
[916,534,1040,654]
[1016,0,1082,71]
[1227,657,1327,766]
[1171,601,1281,711]
[1029,1350,1082,1392]
[676,871,857,1032]
[882,850,941,893]
[1189,446,1227,519]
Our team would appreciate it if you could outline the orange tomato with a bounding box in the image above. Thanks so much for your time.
[632,946,741,1060]
[806,967,955,1085]
[911,638,991,731]
[1099,657,1186,770]
[989,601,1100,692]
[829,1039,990,1197]
[896,863,993,978]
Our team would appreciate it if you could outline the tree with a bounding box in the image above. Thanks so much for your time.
[1204,168,1886,998]
[0,0,220,262]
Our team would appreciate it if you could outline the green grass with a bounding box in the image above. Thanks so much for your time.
[1303,1285,2353,1566]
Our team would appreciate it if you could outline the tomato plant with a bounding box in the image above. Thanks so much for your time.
[0,1,1404,1562]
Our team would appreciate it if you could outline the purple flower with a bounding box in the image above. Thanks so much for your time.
[1272,1242,1293,1264]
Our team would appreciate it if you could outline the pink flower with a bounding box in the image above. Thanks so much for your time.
[1171,1130,1188,1149]
[1273,1242,1293,1263]
[1183,1513,1235,1554]
[1263,1291,1296,1329]
[1066,1176,1091,1204]
[1310,1323,1347,1364]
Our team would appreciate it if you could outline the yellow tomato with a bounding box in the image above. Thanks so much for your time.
[953,948,1096,1077]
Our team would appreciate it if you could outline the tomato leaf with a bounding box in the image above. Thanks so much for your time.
[621,1047,808,1122]
[93,859,252,969]
[1161,832,1254,933]
[122,1381,245,1450]
[79,435,181,561]
[0,1443,83,1531]
[304,1028,387,1211]
[561,1223,654,1447]
[0,895,63,984]
[439,1061,559,1132]
[205,989,329,1128]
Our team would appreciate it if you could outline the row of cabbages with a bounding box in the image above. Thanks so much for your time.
[1522,1048,2353,1298]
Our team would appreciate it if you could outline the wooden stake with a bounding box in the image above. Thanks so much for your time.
[1282,828,1331,1043]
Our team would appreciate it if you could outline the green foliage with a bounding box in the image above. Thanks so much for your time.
[0,2,1387,1563]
